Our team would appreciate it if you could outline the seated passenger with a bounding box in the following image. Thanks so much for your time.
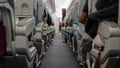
[41,15,48,37]
[63,16,68,43]
[41,11,48,51]
[79,0,118,39]
[68,19,74,38]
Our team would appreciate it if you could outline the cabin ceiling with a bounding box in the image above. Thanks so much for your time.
[42,0,72,17]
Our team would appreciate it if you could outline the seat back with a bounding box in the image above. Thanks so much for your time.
[91,21,120,68]
[15,18,37,61]
[0,0,15,57]
[87,0,120,68]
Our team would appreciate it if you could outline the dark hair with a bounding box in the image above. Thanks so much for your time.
[42,10,47,19]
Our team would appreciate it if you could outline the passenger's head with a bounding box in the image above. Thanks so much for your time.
[42,15,47,23]
[79,11,88,24]
[42,9,47,23]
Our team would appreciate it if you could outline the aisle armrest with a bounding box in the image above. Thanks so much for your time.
[16,18,35,36]
[91,21,120,64]
[98,21,120,38]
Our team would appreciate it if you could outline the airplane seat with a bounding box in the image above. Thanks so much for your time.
[0,0,37,68]
[0,1,25,68]
[34,27,43,55]
[68,29,73,47]
[15,18,37,61]
[82,0,120,68]
[34,23,42,41]
[47,28,51,44]
[61,27,64,37]
[49,26,55,42]
[34,22,45,66]
[72,23,79,55]
[34,0,44,53]
[76,27,82,53]
[61,27,68,42]
[49,29,53,43]
[91,21,120,68]
[66,27,71,46]
[50,30,53,41]
[52,29,55,39]
[72,36,75,51]
[43,27,49,46]
[34,23,43,50]
[44,28,49,46]
[0,0,16,57]
[48,28,54,43]
[46,27,50,43]
[0,16,21,68]
[63,27,67,42]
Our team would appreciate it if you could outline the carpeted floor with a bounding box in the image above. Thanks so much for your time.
[39,35,81,68]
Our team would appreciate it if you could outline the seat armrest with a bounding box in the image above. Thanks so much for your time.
[98,21,120,38]
[16,18,35,36]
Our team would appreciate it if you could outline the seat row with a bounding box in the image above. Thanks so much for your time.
[0,0,55,68]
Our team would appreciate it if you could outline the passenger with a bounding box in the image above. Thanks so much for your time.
[79,0,118,39]
[79,0,118,67]
[47,14,52,26]
[41,11,48,52]
[69,19,74,38]
[68,19,74,46]
[63,16,68,43]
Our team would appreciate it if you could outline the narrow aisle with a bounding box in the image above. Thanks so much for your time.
[40,35,81,68]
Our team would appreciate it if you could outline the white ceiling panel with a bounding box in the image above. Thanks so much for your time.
[55,0,72,18]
